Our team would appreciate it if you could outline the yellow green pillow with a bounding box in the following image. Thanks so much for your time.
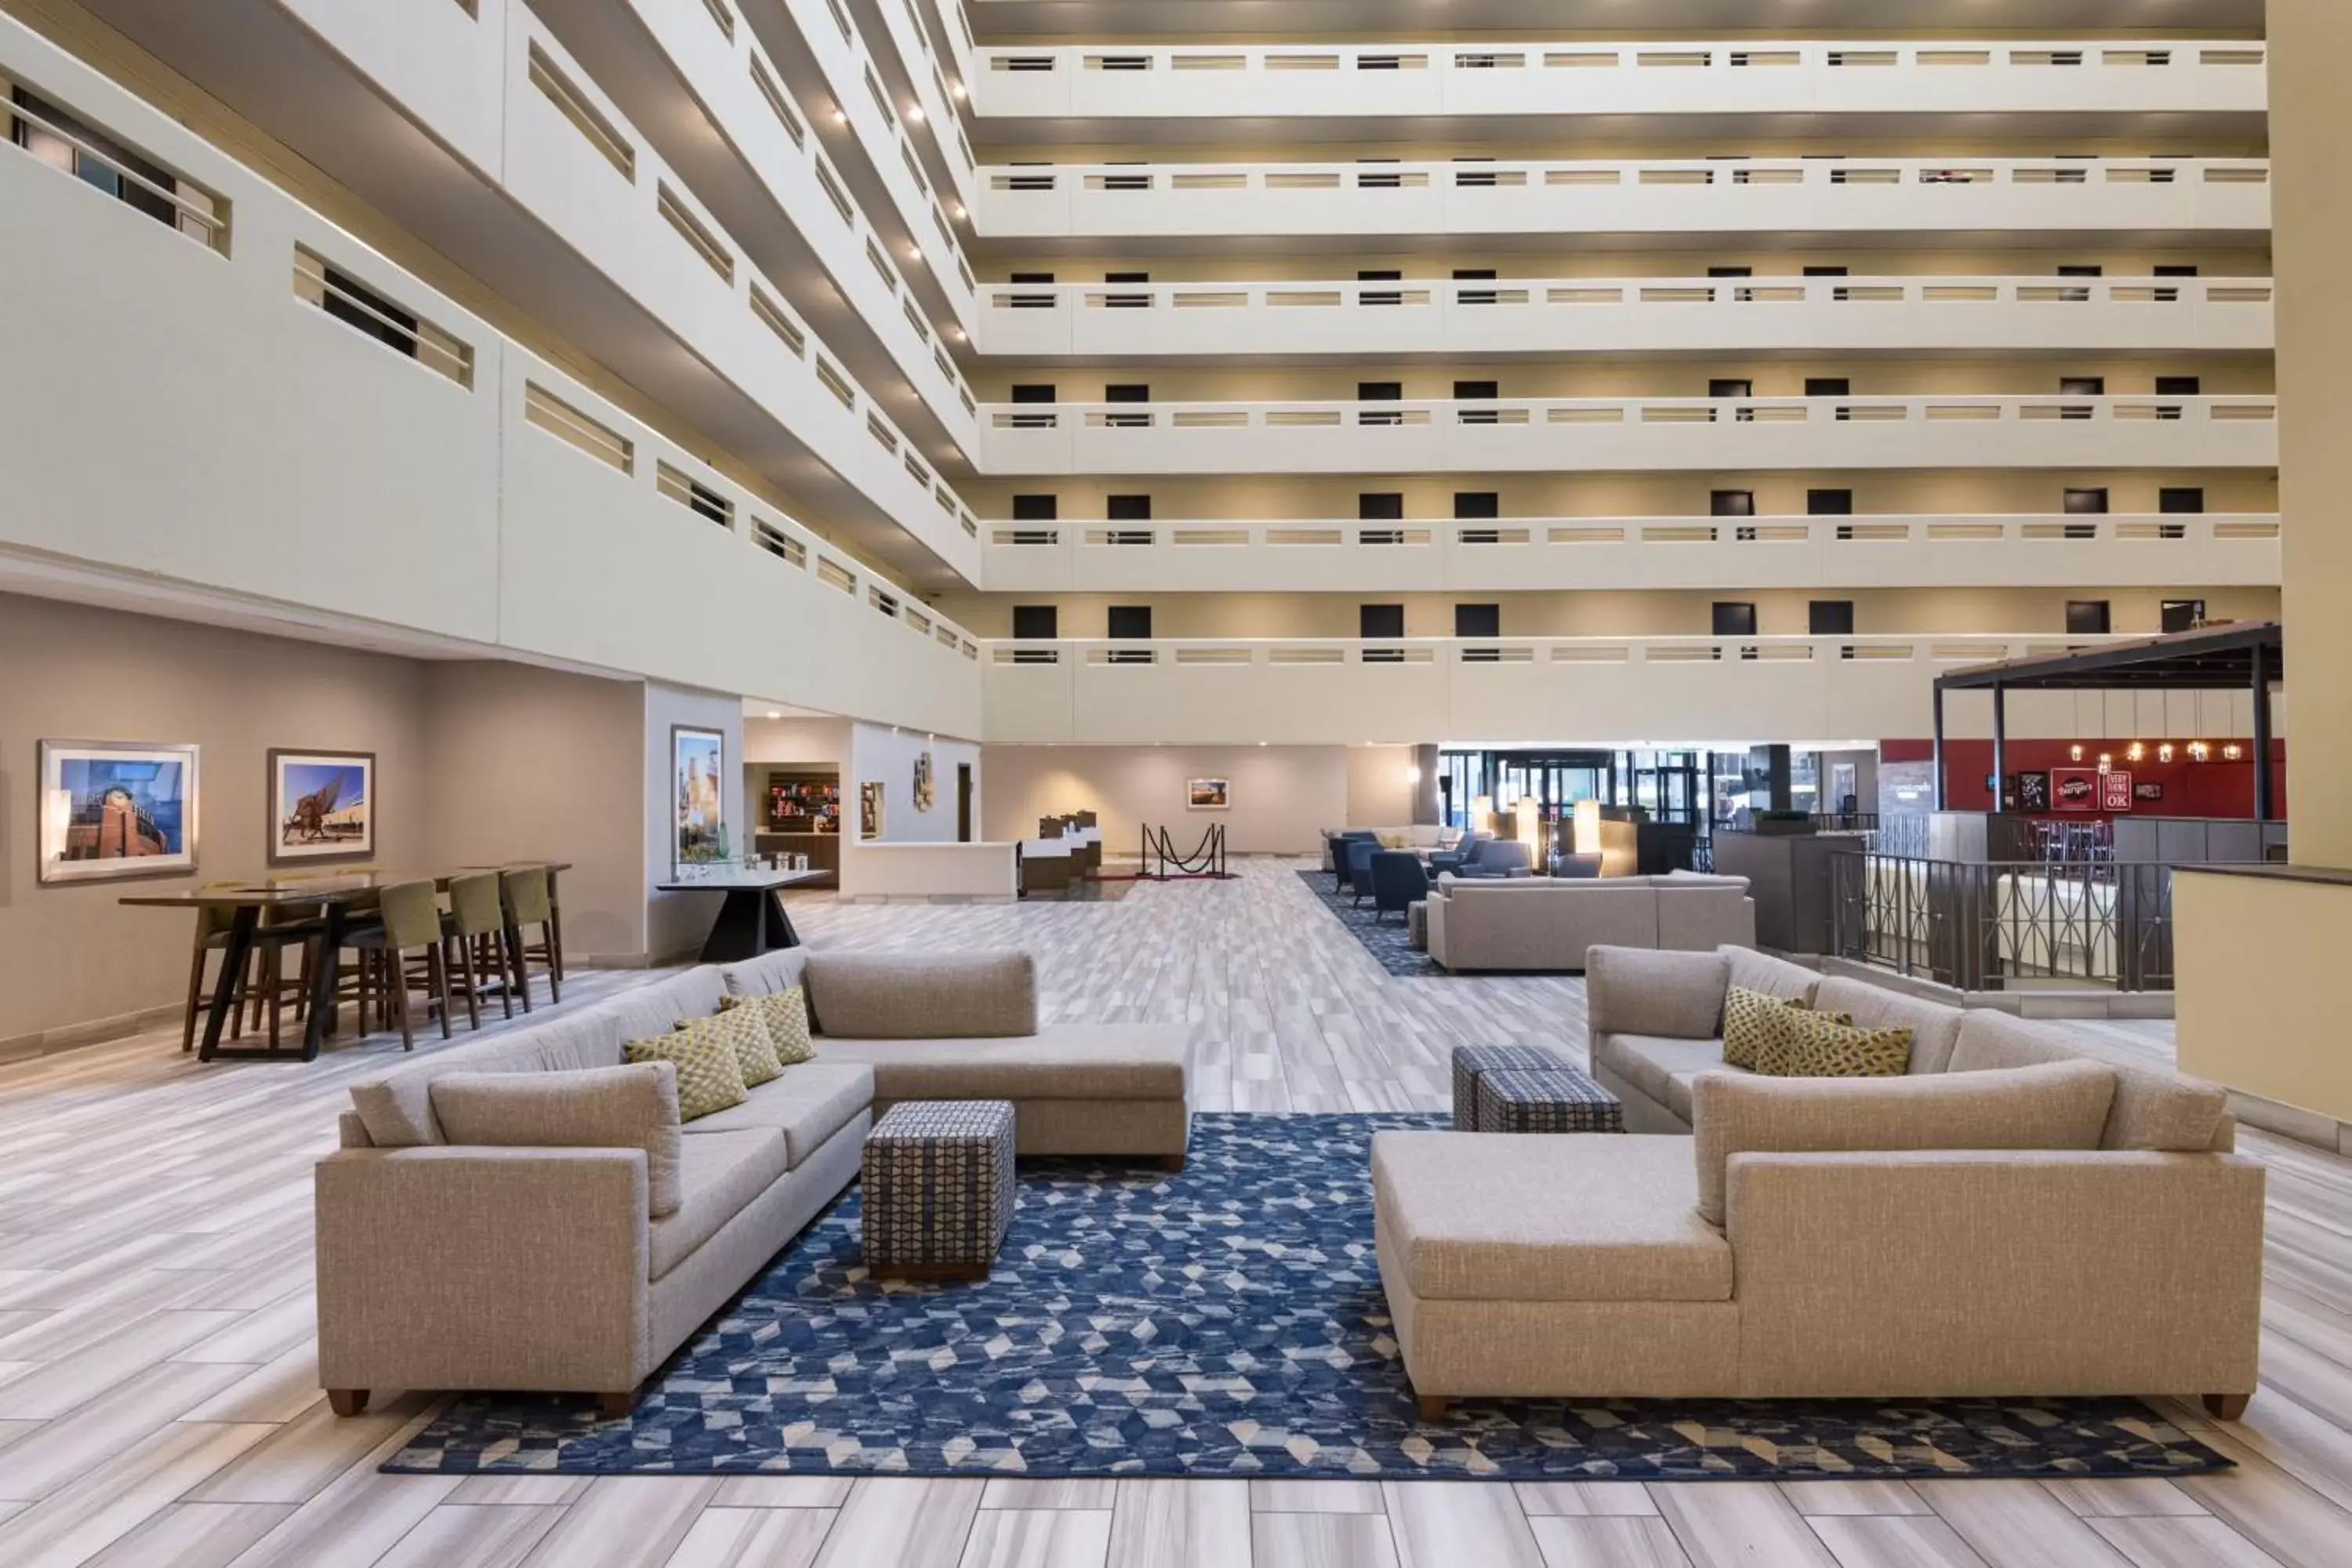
[719,987,815,1067]
[1722,985,1792,1071]
[1766,1010,1912,1079]
[625,1027,748,1120]
[678,1007,784,1088]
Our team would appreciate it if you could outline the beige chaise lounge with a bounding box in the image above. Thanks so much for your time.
[1425,872,1756,973]
[1374,945,2263,1417]
[315,948,1189,1416]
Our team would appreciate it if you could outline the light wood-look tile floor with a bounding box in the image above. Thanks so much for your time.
[2,860,2348,1566]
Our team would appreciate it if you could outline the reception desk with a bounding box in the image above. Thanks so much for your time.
[840,841,1019,902]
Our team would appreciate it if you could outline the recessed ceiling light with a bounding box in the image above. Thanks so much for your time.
[906,105,926,122]
[765,710,781,719]
[950,82,967,101]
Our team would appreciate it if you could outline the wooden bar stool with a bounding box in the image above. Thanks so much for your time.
[500,866,559,1011]
[343,880,452,1051]
[441,872,511,1031]
[181,884,258,1052]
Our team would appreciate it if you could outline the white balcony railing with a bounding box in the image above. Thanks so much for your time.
[976,396,2280,475]
[0,17,980,739]
[974,39,2267,124]
[976,274,2274,359]
[974,156,2271,240]
[981,514,2282,594]
[983,634,2259,748]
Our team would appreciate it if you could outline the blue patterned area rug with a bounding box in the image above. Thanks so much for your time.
[1294,869,1440,977]
[383,1114,2230,1483]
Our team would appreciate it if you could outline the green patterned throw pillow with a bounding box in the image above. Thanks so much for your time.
[677,1007,784,1088]
[719,987,815,1067]
[1721,985,1791,1071]
[625,1027,749,1120]
[1768,1009,1913,1079]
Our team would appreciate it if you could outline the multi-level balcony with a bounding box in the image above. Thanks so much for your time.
[971,40,2267,137]
[958,2,2267,36]
[975,274,2275,361]
[982,635,2268,747]
[981,514,2281,595]
[0,24,980,739]
[60,2,983,583]
[977,394,2279,476]
[973,157,2270,245]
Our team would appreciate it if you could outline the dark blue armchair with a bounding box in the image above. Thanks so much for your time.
[1344,838,1380,902]
[1331,831,1378,891]
[1452,839,1534,879]
[1428,829,1491,877]
[1368,851,1430,923]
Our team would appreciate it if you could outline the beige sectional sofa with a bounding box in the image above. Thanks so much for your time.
[1425,872,1756,973]
[1374,945,2263,1416]
[316,947,1189,1416]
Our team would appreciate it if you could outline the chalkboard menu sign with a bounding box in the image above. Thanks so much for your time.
[2007,771,2052,812]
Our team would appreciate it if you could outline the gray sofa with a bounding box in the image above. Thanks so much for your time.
[1425,872,1756,973]
[315,948,1189,1415]
[1374,944,2261,1414]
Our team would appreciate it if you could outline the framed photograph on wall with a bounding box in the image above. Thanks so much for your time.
[38,739,200,885]
[672,724,726,867]
[913,750,935,813]
[1186,778,1231,811]
[859,779,885,840]
[268,750,375,865]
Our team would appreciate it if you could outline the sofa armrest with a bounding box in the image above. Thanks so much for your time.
[315,1145,651,1396]
[1585,946,1731,1041]
[1726,1149,2264,1398]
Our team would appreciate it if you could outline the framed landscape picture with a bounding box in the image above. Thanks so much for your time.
[268,750,374,865]
[38,739,199,885]
[673,724,726,867]
[1186,778,1231,811]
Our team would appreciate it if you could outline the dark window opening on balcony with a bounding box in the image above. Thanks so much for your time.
[1008,270,1055,308]
[1103,383,1150,427]
[1104,270,1149,308]
[2067,600,2113,637]
[1011,383,1057,429]
[1362,603,1406,662]
[1454,267,1497,304]
[1455,379,1499,425]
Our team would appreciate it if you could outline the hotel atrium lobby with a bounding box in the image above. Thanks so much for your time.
[5,0,2352,1565]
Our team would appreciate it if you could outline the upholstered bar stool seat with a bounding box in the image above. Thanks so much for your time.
[499,865,560,1011]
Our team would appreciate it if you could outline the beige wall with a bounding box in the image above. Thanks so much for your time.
[0,593,428,1045]
[2272,0,2350,868]
[2176,873,2352,1124]
[421,660,646,968]
[982,746,1368,854]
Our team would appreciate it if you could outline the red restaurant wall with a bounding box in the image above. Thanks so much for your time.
[1878,739,2287,820]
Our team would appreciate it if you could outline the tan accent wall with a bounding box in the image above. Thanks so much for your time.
[981,744,1410,854]
[2271,0,2351,869]
[0,593,435,1046]
[2176,873,2352,1123]
[422,661,648,969]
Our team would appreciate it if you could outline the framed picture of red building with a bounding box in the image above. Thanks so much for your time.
[38,739,200,885]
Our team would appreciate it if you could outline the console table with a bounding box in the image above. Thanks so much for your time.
[656,868,828,961]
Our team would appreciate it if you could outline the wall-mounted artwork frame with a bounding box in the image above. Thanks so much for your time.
[1186,778,1231,811]
[38,739,200,885]
[859,779,885,840]
[913,750,935,813]
[267,750,375,865]
[672,724,726,869]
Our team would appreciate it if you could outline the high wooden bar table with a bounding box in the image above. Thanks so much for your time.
[122,863,569,1062]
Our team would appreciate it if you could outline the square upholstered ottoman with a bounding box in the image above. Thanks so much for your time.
[1406,900,1428,951]
[1473,1068,1625,1134]
[862,1099,1017,1279]
[1448,1044,1572,1130]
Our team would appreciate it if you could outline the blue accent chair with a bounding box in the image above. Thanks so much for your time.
[1331,831,1378,890]
[1345,839,1381,902]
[1453,839,1534,879]
[1368,851,1431,923]
[1549,852,1603,879]
[1428,830,1490,877]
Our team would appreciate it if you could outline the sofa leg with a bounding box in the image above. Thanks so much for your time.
[598,1389,638,1421]
[1416,1396,1450,1422]
[2202,1392,2251,1421]
[325,1388,370,1417]
[1158,1153,1185,1172]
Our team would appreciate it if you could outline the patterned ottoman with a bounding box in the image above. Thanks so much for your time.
[1449,1044,1573,1131]
[1406,900,1428,951]
[1473,1068,1625,1134]
[862,1099,1017,1279]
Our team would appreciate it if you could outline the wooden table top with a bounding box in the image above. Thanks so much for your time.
[118,862,571,909]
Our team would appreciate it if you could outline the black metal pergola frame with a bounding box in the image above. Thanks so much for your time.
[1929,622,2283,819]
